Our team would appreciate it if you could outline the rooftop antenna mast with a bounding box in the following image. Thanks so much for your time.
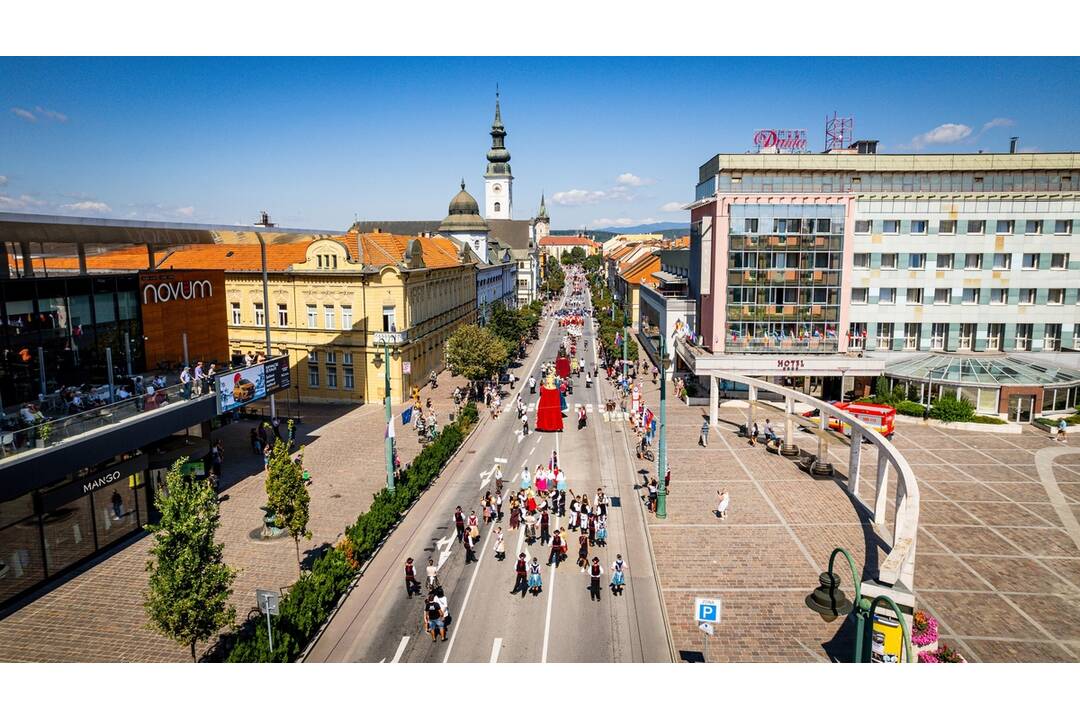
[825,112,854,152]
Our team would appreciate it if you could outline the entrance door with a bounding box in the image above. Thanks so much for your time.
[1008,394,1035,423]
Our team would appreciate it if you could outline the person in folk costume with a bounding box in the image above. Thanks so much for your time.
[556,468,568,515]
[521,413,529,437]
[596,515,608,547]
[482,492,493,524]
[525,491,538,515]
[509,497,521,530]
[579,497,592,533]
[594,488,608,518]
[577,532,590,570]
[453,506,466,543]
[494,464,504,494]
[528,557,543,596]
[463,527,477,564]
[493,526,507,561]
[494,491,504,521]
[568,494,580,530]
[548,529,564,566]
[404,557,420,598]
[467,510,479,533]
[587,511,597,547]
[426,557,439,591]
[578,404,587,430]
[520,464,531,490]
[535,468,548,494]
[539,509,550,546]
[557,486,567,517]
[610,554,627,595]
[511,553,528,597]
[588,557,605,602]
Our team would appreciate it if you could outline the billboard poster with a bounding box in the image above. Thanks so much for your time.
[264,356,292,394]
[216,364,267,413]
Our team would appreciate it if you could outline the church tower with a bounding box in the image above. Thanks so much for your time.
[533,193,550,240]
[484,91,513,220]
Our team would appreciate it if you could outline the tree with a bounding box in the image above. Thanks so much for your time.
[569,246,586,265]
[543,256,565,294]
[582,254,602,274]
[560,249,572,265]
[446,323,508,384]
[144,457,237,662]
[265,426,311,576]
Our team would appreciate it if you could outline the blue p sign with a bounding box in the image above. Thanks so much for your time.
[695,597,721,624]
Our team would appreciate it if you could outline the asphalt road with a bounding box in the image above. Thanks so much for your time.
[307,279,671,663]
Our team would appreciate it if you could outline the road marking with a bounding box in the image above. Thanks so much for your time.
[435,531,455,571]
[490,637,502,663]
[495,457,508,464]
[535,434,542,446]
[528,446,535,456]
[542,548,557,663]
[378,658,386,663]
[479,467,493,488]
[391,635,410,663]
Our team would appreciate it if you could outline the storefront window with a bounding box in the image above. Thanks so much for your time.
[0,496,46,605]
[977,388,998,414]
[92,475,142,548]
[41,495,94,576]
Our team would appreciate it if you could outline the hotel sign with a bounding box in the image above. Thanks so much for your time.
[753,129,808,152]
[142,278,213,304]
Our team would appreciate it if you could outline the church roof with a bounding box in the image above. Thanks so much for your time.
[485,92,512,178]
[536,193,549,221]
[487,218,532,250]
[438,180,489,233]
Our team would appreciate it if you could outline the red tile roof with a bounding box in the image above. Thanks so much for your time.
[539,235,596,247]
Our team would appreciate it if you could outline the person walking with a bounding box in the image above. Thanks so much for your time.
[193,361,206,396]
[404,558,420,598]
[453,506,466,543]
[495,491,504,521]
[547,530,564,566]
[610,554,627,596]
[520,464,531,490]
[587,511,597,547]
[521,413,530,437]
[180,365,193,399]
[424,593,447,642]
[528,557,543,596]
[577,533,590,570]
[596,515,608,547]
[493,526,506,561]
[539,509,550,546]
[426,557,439,590]
[700,418,710,447]
[467,510,479,535]
[511,553,529,597]
[1058,418,1068,444]
[716,488,730,520]
[463,527,477,564]
[509,497,521,530]
[494,464,504,494]
[588,557,604,602]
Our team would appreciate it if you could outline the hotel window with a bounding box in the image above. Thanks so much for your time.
[1074,325,1080,350]
[307,304,318,327]
[744,218,759,233]
[993,253,1011,270]
[851,288,868,304]
[987,324,1004,350]
[964,253,982,270]
[231,302,241,325]
[906,288,924,304]
[1051,253,1069,269]
[934,288,951,305]
[962,288,980,304]
[849,323,866,349]
[990,289,1006,305]
[1022,253,1039,270]
[382,306,396,332]
[253,302,265,326]
[1025,219,1043,234]
[930,323,948,350]
[1019,288,1036,304]
[1055,219,1073,234]
[883,219,900,234]
[879,288,896,304]
[324,305,335,330]
[911,220,928,235]
[996,219,1015,234]
[904,323,921,350]
[308,351,320,387]
[1049,288,1065,305]
[342,305,353,329]
[1045,324,1062,351]
[958,323,976,350]
[343,352,354,389]
[326,351,338,388]
[277,304,288,326]
[939,220,957,234]
[881,253,897,270]
[1015,323,1033,350]
[877,322,894,347]
[854,220,871,234]
[966,220,985,235]
[853,253,870,269]
[909,253,925,269]
[937,253,954,269]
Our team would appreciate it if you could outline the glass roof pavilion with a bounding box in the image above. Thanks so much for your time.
[886,353,1080,388]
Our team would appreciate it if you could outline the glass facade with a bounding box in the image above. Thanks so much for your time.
[705,170,1080,196]
[725,204,845,353]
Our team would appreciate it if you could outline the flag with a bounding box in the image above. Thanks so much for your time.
[402,406,413,426]
[386,414,396,439]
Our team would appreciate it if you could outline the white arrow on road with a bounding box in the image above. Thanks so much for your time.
[435,532,455,571]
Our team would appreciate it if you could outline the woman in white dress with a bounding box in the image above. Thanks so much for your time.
[716,489,730,519]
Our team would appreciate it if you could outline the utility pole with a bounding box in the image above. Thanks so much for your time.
[656,334,668,519]
[383,339,396,492]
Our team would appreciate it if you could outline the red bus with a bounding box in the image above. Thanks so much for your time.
[804,402,896,439]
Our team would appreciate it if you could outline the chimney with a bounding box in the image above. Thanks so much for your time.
[1010,136,1019,154]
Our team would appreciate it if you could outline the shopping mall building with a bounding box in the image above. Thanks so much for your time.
[677,144,1080,422]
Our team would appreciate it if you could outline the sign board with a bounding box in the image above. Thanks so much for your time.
[699,622,714,636]
[402,361,412,374]
[694,597,722,624]
[39,454,150,512]
[216,364,267,414]
[753,128,808,152]
[263,356,292,394]
[256,589,280,616]
[871,614,902,663]
[372,331,405,346]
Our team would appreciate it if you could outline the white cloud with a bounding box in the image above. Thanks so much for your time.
[551,189,608,206]
[616,173,654,187]
[174,206,195,217]
[11,107,36,122]
[0,175,7,186]
[660,201,685,213]
[35,106,68,123]
[0,193,47,210]
[60,200,112,214]
[982,117,1014,131]
[910,123,972,150]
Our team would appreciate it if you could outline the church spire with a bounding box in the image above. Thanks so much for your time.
[485,89,511,177]
[537,193,549,221]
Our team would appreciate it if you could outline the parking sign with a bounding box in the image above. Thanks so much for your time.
[695,597,721,624]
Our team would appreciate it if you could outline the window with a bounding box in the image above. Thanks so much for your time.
[342,305,353,329]
[494,202,501,212]
[849,323,867,349]
[958,323,976,350]
[1049,288,1065,305]
[937,253,954,269]
[931,323,948,350]
[877,322,894,347]
[307,304,318,327]
[382,306,396,333]
[883,220,900,234]
[1019,288,1036,304]
[939,220,957,234]
[277,303,288,326]
[853,253,870,269]
[1045,324,1062,351]
[253,302,264,326]
[324,305,335,330]
[879,288,896,304]
[1075,325,1080,350]
[964,253,982,270]
[744,218,759,233]
[880,253,897,270]
[344,352,354,389]
[326,351,338,388]
[996,219,1014,234]
[911,220,928,234]
[1015,323,1033,350]
[904,323,921,350]
[851,288,868,304]
[1055,219,1073,235]
[308,351,319,387]
[990,289,1006,304]
[934,288,951,305]
[962,288,980,304]
[854,220,871,234]
[993,253,1011,270]
[231,302,241,324]
[987,324,1004,350]
[1051,253,1069,269]
[1025,219,1043,234]
[906,288,924,304]
[966,220,985,235]
[816,219,831,232]
[909,253,925,269]
[1022,253,1039,270]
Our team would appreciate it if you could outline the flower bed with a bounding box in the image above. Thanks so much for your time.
[918,643,967,663]
[911,610,939,655]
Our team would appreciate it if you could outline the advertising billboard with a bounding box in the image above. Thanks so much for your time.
[263,356,292,394]
[216,365,267,413]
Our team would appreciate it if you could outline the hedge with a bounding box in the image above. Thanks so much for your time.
[969,414,1008,425]
[224,402,479,662]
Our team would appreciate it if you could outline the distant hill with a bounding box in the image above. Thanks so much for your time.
[595,222,690,235]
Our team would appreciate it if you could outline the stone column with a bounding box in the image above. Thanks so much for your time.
[847,430,862,495]
[781,395,799,456]
[709,375,719,427]
[873,452,890,525]
[747,384,756,430]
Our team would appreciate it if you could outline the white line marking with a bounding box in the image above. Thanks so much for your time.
[379,658,386,663]
[528,445,535,456]
[436,531,455,571]
[391,635,409,663]
[495,457,508,464]
[542,548,557,662]
[490,637,502,663]
[535,434,542,446]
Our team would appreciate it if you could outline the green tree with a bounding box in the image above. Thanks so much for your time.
[144,457,236,662]
[446,323,508,384]
[543,256,565,294]
[569,246,586,265]
[582,254,602,274]
[265,427,312,576]
[560,249,572,265]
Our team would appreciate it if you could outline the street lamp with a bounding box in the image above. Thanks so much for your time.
[656,333,672,519]
[805,546,914,663]
[374,330,404,492]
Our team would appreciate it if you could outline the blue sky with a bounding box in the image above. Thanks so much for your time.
[1,57,1078,231]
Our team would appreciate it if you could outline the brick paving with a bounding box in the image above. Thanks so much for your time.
[0,372,473,662]
[620,349,1080,662]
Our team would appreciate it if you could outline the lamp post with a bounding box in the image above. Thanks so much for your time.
[656,334,670,519]
[378,334,400,493]
[254,220,276,420]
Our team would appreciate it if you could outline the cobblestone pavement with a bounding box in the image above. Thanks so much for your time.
[621,356,1080,663]
[0,374,471,662]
